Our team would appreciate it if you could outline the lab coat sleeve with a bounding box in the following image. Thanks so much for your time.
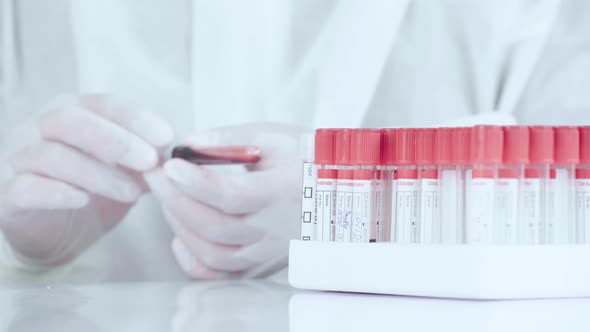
[513,0,590,126]
[435,111,517,128]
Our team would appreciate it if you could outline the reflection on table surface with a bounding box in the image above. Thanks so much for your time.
[1,280,589,332]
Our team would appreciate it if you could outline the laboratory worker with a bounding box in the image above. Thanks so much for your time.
[1,0,589,284]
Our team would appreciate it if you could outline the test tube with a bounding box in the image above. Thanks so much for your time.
[436,128,457,244]
[496,126,529,244]
[466,126,503,244]
[551,126,579,244]
[350,129,381,243]
[335,129,354,242]
[416,128,439,244]
[381,129,397,242]
[393,129,418,243]
[451,127,471,244]
[576,127,590,243]
[522,126,554,245]
[314,129,337,242]
[299,133,316,241]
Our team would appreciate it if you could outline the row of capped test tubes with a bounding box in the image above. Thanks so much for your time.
[300,126,590,245]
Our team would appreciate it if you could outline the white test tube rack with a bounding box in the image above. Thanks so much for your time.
[288,240,590,300]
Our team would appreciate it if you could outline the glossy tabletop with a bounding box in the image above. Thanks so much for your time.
[1,278,589,332]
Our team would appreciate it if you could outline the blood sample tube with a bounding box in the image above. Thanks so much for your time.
[576,126,590,243]
[299,133,316,241]
[392,129,418,243]
[335,129,354,242]
[522,126,554,245]
[416,128,439,244]
[436,128,457,244]
[350,130,381,243]
[314,129,337,242]
[496,126,529,244]
[466,126,503,244]
[381,129,397,242]
[551,126,579,244]
[451,127,471,244]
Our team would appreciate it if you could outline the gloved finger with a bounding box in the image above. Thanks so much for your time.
[38,106,158,171]
[166,210,255,272]
[10,142,143,203]
[144,169,264,246]
[0,173,89,217]
[79,94,174,147]
[171,238,243,280]
[164,159,298,215]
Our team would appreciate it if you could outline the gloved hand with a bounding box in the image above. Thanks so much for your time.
[144,123,305,279]
[0,94,173,268]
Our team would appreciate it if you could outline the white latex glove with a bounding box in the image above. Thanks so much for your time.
[0,94,173,269]
[145,123,304,279]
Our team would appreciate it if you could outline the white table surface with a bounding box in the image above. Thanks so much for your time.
[1,279,589,332]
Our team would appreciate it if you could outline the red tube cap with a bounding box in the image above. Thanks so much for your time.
[351,129,381,166]
[381,129,397,165]
[435,128,453,165]
[529,126,554,164]
[394,129,416,165]
[581,126,590,164]
[415,128,435,166]
[452,127,471,165]
[335,129,352,165]
[314,129,336,164]
[471,125,503,165]
[503,126,529,164]
[554,126,579,165]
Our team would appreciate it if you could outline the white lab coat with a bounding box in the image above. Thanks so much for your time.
[1,0,589,284]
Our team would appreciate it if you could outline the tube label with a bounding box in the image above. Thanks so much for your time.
[352,170,375,243]
[316,170,337,242]
[576,178,590,243]
[521,178,542,244]
[419,177,440,244]
[300,162,317,241]
[395,177,418,243]
[389,173,398,242]
[466,176,494,244]
[374,176,385,242]
[336,173,354,242]
[495,178,518,244]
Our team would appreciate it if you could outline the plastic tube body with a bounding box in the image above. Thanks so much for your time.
[520,166,550,244]
[577,127,590,243]
[374,166,387,242]
[550,127,580,243]
[352,166,378,242]
[438,165,459,244]
[466,126,503,244]
[551,165,577,243]
[577,166,590,243]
